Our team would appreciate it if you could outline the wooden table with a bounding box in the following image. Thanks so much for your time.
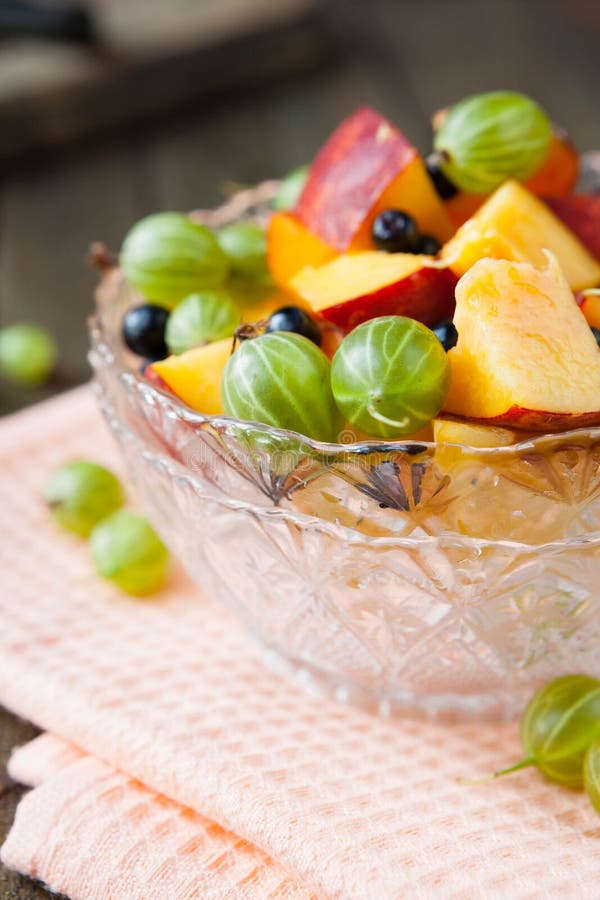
[1,0,599,894]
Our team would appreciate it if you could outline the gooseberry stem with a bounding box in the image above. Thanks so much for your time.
[490,756,536,778]
[233,319,268,349]
[460,756,536,786]
[427,149,451,166]
[366,402,410,431]
[88,241,117,273]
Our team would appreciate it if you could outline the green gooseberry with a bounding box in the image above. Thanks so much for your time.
[273,164,309,210]
[90,510,169,596]
[120,212,229,308]
[221,331,344,443]
[584,740,600,813]
[216,222,267,277]
[434,91,552,194]
[166,290,240,355]
[494,675,600,788]
[44,461,125,536]
[330,316,450,439]
[0,322,58,387]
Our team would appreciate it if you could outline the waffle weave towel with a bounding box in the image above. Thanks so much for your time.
[2,387,600,899]
[5,734,309,899]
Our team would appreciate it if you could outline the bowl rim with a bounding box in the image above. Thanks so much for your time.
[97,386,600,553]
[90,294,600,460]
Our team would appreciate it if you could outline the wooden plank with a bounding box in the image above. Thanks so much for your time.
[0,143,138,414]
[0,1,335,164]
[0,707,48,899]
[371,0,600,150]
[323,0,430,147]
[132,6,428,214]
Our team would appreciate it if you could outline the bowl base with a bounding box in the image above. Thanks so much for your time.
[258,642,521,723]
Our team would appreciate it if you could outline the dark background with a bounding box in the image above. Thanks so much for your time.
[1,0,599,895]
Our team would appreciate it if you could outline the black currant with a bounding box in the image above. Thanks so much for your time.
[425,151,458,200]
[265,306,322,346]
[417,234,441,256]
[122,304,169,360]
[431,319,458,352]
[371,209,420,253]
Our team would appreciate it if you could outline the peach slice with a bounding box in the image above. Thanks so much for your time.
[289,252,457,331]
[525,131,579,197]
[223,281,294,327]
[266,211,337,287]
[236,292,290,325]
[432,418,521,485]
[144,364,171,394]
[580,291,600,330]
[295,107,454,252]
[433,418,519,447]
[444,192,484,228]
[148,338,232,415]
[444,254,600,431]
[441,180,600,292]
[545,195,600,263]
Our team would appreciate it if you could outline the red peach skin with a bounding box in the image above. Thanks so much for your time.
[465,407,600,432]
[296,107,454,251]
[545,195,600,262]
[316,266,457,332]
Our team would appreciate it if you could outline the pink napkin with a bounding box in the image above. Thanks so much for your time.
[5,735,309,899]
[2,387,600,899]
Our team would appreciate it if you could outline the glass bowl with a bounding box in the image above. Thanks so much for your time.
[88,160,600,722]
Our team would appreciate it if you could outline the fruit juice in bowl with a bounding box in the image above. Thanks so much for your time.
[89,91,600,721]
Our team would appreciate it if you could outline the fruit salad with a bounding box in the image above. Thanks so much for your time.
[114,91,600,451]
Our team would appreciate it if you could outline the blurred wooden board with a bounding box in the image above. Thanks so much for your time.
[0,0,335,162]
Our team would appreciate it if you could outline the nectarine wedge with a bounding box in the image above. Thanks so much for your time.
[148,338,232,415]
[580,291,600,330]
[444,254,600,430]
[441,180,600,292]
[433,418,519,448]
[525,131,579,197]
[444,192,484,228]
[289,252,457,331]
[266,212,337,287]
[296,107,454,251]
[432,417,521,480]
[144,364,171,394]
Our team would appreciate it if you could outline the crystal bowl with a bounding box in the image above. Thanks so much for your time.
[89,166,600,722]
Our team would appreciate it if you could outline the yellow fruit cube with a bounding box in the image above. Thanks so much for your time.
[441,180,600,292]
[444,254,600,430]
[149,338,232,415]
